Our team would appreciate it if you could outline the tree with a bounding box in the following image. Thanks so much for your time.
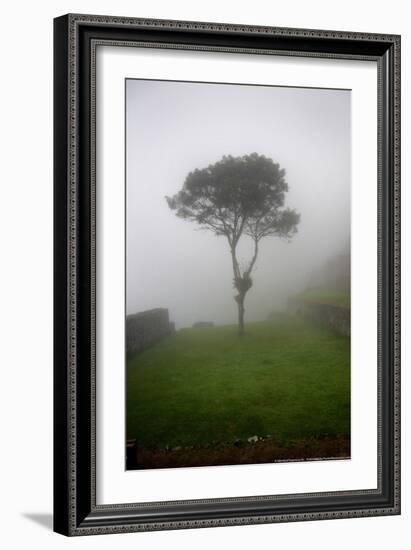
[166,153,300,335]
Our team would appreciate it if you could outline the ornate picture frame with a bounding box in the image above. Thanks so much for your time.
[53,14,400,536]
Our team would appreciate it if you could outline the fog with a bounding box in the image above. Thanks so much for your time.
[126,79,350,328]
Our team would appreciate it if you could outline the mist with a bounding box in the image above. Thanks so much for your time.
[126,79,350,329]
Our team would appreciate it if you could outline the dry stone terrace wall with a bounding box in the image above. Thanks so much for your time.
[288,298,350,337]
[126,308,175,354]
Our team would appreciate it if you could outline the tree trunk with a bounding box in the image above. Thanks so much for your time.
[237,293,245,336]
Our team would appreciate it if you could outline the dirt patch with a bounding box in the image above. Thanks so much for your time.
[127,434,350,470]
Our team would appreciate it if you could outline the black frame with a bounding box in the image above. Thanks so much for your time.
[54,13,401,536]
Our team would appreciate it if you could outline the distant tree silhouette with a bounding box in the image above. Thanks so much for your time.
[166,153,300,335]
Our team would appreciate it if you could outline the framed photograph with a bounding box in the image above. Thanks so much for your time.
[53,14,401,536]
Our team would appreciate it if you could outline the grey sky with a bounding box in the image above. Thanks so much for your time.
[126,79,351,328]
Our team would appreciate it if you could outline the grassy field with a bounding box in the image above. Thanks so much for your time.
[126,315,350,451]
[293,289,350,308]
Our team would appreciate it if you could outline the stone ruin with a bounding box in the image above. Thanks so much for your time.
[126,308,175,354]
[288,297,350,337]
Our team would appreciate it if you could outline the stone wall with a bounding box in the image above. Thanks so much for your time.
[288,298,350,337]
[126,308,175,354]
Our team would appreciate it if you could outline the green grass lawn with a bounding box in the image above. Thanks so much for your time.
[292,288,350,308]
[127,315,350,449]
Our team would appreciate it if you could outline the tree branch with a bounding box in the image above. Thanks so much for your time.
[230,244,241,280]
[245,237,259,277]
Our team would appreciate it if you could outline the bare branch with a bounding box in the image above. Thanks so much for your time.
[245,237,259,277]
